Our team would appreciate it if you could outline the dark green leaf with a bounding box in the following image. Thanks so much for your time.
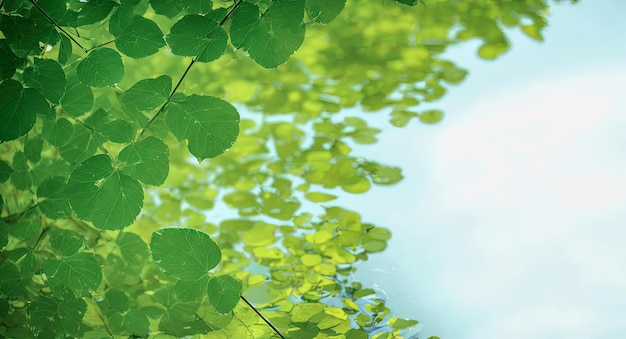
[151,228,221,281]
[230,0,306,68]
[305,0,346,24]
[0,15,40,57]
[166,15,227,63]
[77,48,125,87]
[37,176,72,219]
[0,40,24,81]
[118,136,169,186]
[23,58,66,104]
[42,253,102,297]
[208,275,242,314]
[183,0,213,14]
[0,160,12,183]
[25,137,43,163]
[113,15,165,58]
[58,34,73,65]
[123,309,150,335]
[49,228,84,256]
[62,75,94,117]
[120,75,171,114]
[68,154,143,230]
[0,79,49,143]
[0,262,23,297]
[165,95,239,160]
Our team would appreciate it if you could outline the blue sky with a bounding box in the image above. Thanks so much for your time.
[346,0,626,338]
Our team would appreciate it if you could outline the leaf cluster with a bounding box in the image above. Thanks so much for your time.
[0,0,562,338]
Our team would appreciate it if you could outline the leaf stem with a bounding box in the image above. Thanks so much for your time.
[2,203,38,224]
[240,295,285,339]
[220,0,244,26]
[28,0,88,53]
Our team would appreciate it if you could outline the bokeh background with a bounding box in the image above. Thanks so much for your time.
[348,0,626,338]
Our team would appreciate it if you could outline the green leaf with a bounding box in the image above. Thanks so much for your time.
[230,0,306,68]
[10,218,42,241]
[0,41,24,81]
[11,151,32,191]
[150,228,221,281]
[29,297,87,337]
[165,95,239,160]
[0,159,13,183]
[305,0,346,24]
[0,79,49,143]
[25,137,43,163]
[37,176,72,219]
[23,58,66,104]
[175,276,209,302]
[166,14,227,63]
[419,109,444,124]
[58,34,72,65]
[116,232,149,269]
[123,309,150,335]
[42,252,102,297]
[49,229,84,256]
[76,0,118,26]
[207,275,242,314]
[0,262,23,297]
[0,15,40,57]
[395,0,419,5]
[112,15,165,58]
[98,120,136,143]
[120,75,171,114]
[118,136,169,186]
[68,154,143,230]
[61,75,94,117]
[150,0,183,18]
[304,192,337,203]
[77,48,125,87]
[58,124,99,164]
[388,317,418,329]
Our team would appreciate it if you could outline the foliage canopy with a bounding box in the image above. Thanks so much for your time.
[0,0,569,338]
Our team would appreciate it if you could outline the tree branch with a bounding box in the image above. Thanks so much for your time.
[240,295,285,339]
[28,0,88,53]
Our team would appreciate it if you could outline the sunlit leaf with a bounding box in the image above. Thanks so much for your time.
[166,14,227,63]
[121,75,172,114]
[111,14,166,58]
[151,228,221,281]
[77,48,125,87]
[42,252,102,297]
[230,0,306,68]
[305,0,345,24]
[68,154,143,230]
[208,275,242,314]
[118,136,169,186]
[165,94,240,160]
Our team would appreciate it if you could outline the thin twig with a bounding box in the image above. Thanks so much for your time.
[240,296,285,339]
[28,0,88,52]
[220,0,244,26]
[2,203,38,223]
[86,39,115,52]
